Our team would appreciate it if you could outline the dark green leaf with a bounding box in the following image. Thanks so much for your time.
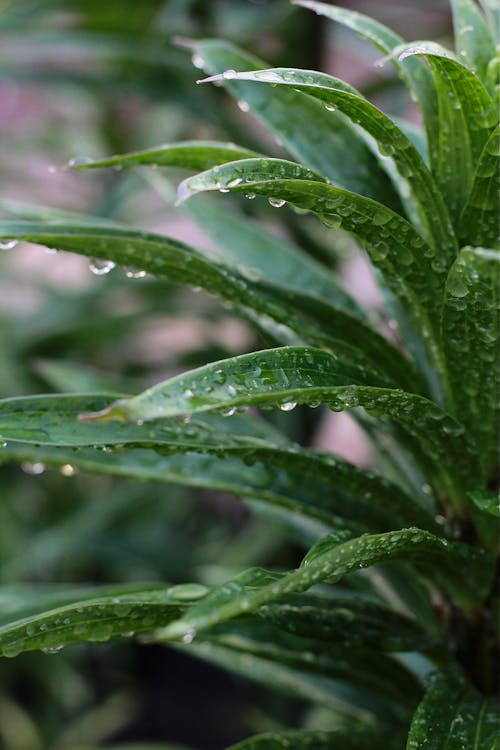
[441,247,499,475]
[0,396,437,533]
[458,125,500,248]
[188,39,399,205]
[225,728,398,750]
[451,0,496,86]
[0,584,208,657]
[82,346,473,502]
[407,671,500,749]
[394,42,496,222]
[156,529,492,639]
[468,491,500,518]
[198,68,457,264]
[292,0,439,171]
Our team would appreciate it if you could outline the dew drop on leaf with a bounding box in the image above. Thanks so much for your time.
[21,462,45,475]
[268,197,286,208]
[89,258,115,276]
[279,401,297,412]
[223,69,237,80]
[0,239,18,250]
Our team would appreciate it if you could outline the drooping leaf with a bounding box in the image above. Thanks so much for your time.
[451,0,496,86]
[81,346,474,502]
[0,583,209,658]
[177,159,450,377]
[394,42,496,221]
[458,124,500,248]
[187,39,400,205]
[441,247,499,476]
[0,221,413,387]
[407,670,500,749]
[0,396,437,533]
[291,0,439,169]
[155,529,492,640]
[198,68,457,263]
[69,140,262,172]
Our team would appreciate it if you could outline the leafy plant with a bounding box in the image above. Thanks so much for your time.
[0,0,499,747]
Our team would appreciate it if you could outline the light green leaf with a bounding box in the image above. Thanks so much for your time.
[155,529,492,640]
[451,0,496,86]
[0,221,410,386]
[198,68,457,262]
[0,584,208,658]
[70,140,262,172]
[291,0,439,170]
[0,396,437,533]
[458,124,500,248]
[441,247,499,475]
[407,671,500,749]
[468,491,500,518]
[188,39,400,206]
[394,42,496,222]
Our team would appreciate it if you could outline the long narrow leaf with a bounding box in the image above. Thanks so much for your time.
[451,0,496,85]
[458,124,500,248]
[395,42,496,221]
[198,68,457,262]
[155,529,492,640]
[441,247,499,476]
[292,0,439,171]
[186,39,399,206]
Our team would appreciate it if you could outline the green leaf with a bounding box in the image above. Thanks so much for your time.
[0,221,410,386]
[458,124,500,248]
[394,42,496,222]
[156,529,492,640]
[468,491,500,518]
[256,592,436,652]
[177,158,448,379]
[70,139,262,172]
[407,671,500,749]
[0,396,437,533]
[198,68,457,263]
[292,1,439,171]
[82,346,474,501]
[0,583,209,657]
[188,39,400,206]
[451,0,496,86]
[441,247,499,475]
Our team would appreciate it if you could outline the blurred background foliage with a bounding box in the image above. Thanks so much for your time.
[0,1,451,747]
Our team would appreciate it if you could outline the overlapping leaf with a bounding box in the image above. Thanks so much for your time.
[186,39,399,205]
[0,221,415,388]
[226,728,399,750]
[292,1,440,166]
[407,670,500,749]
[441,247,499,475]
[0,395,437,533]
[451,0,496,85]
[458,125,500,247]
[81,346,474,501]
[394,42,496,221]
[155,529,492,641]
[198,67,457,262]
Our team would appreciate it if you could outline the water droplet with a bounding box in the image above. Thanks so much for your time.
[227,177,242,188]
[222,407,236,417]
[181,628,196,643]
[183,388,194,399]
[227,385,237,397]
[0,441,7,448]
[125,268,146,279]
[279,401,296,411]
[268,197,286,208]
[223,69,237,80]
[324,102,336,112]
[237,99,250,112]
[89,258,115,275]
[219,187,230,193]
[192,53,205,69]
[68,155,92,167]
[42,645,64,654]
[21,462,45,475]
[0,239,18,250]
[59,464,77,477]
[245,192,256,200]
